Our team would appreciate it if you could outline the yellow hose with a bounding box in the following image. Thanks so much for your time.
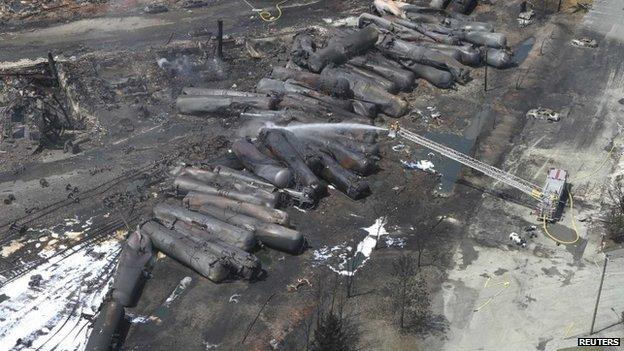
[243,0,288,22]
[573,143,616,182]
[542,188,579,245]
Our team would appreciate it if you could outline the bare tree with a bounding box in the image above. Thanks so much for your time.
[607,177,624,243]
[386,254,431,332]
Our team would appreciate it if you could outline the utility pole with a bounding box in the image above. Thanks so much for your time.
[590,255,609,334]
[217,19,224,59]
[557,0,563,12]
[484,49,488,92]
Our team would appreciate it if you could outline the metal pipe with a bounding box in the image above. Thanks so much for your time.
[153,203,256,251]
[140,221,230,281]
[199,205,304,254]
[174,174,279,207]
[183,192,290,226]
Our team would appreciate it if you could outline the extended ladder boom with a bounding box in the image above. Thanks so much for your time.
[394,127,543,199]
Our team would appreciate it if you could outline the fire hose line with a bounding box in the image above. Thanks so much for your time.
[571,143,616,183]
[542,188,580,245]
[242,0,288,22]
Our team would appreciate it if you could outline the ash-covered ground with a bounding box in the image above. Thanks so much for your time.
[1,1,623,351]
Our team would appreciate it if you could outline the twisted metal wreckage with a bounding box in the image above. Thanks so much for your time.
[83,0,519,349]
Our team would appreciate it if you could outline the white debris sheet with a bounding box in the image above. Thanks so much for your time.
[401,159,436,172]
[312,217,405,276]
[0,241,120,351]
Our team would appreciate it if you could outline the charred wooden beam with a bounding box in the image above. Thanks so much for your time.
[153,203,256,251]
[199,205,304,254]
[308,26,379,73]
[184,191,290,225]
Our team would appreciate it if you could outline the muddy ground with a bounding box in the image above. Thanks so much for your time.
[2,0,622,350]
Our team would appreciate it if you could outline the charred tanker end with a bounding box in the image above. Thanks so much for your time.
[199,205,305,254]
[111,231,153,307]
[349,54,416,92]
[171,221,261,279]
[317,152,371,200]
[232,138,293,188]
[301,135,377,176]
[183,191,290,226]
[140,221,230,282]
[176,95,279,116]
[174,174,280,208]
[400,61,455,89]
[377,34,470,84]
[207,151,245,170]
[270,67,353,99]
[321,67,408,118]
[258,128,324,197]
[256,78,354,112]
[308,25,379,73]
[351,99,378,118]
[153,203,256,251]
[85,299,124,351]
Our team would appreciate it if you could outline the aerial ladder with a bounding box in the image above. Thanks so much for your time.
[388,122,567,222]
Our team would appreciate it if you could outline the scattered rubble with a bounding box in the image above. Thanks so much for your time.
[526,107,560,122]
[571,37,597,48]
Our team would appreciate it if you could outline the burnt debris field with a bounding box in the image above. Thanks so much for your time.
[1,0,624,350]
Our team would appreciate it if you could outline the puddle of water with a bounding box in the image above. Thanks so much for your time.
[514,37,535,66]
